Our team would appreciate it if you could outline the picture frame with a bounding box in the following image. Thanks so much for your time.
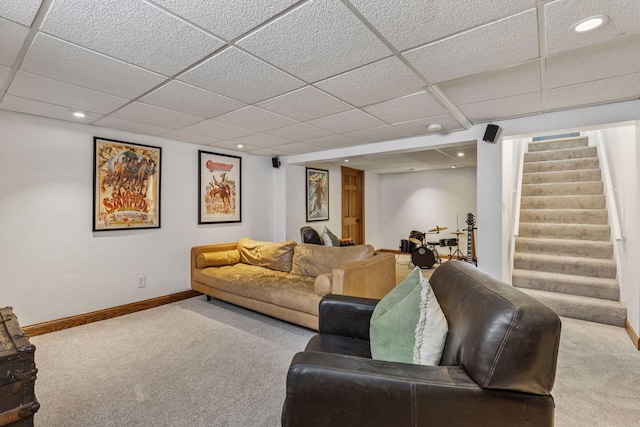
[198,151,241,224]
[306,167,329,222]
[93,137,161,231]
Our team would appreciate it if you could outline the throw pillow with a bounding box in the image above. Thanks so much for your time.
[196,250,240,268]
[237,238,296,272]
[313,273,332,296]
[369,268,423,363]
[324,227,341,246]
[321,228,333,246]
[413,277,449,366]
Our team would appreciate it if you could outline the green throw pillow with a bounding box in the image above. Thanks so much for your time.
[370,267,422,363]
[324,227,341,246]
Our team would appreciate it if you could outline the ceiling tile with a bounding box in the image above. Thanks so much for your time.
[393,114,463,135]
[404,9,539,83]
[8,71,129,114]
[305,134,361,149]
[343,125,410,143]
[256,86,351,121]
[152,0,299,41]
[211,140,259,152]
[182,119,255,140]
[265,123,332,141]
[140,81,246,119]
[363,91,447,124]
[315,56,425,107]
[237,0,390,82]
[350,0,534,51]
[231,133,292,148]
[0,17,29,67]
[161,129,220,146]
[438,60,541,105]
[545,72,640,111]
[21,34,166,99]
[213,106,297,132]
[93,116,171,136]
[248,147,293,156]
[0,65,10,87]
[41,0,223,76]
[276,142,324,154]
[0,94,100,123]
[179,47,304,103]
[307,109,386,134]
[545,0,640,55]
[0,0,42,26]
[545,35,640,89]
[111,102,203,129]
[459,92,542,122]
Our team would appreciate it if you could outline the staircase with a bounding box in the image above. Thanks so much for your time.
[512,136,627,326]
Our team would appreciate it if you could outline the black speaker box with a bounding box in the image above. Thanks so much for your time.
[271,157,280,168]
[483,124,500,143]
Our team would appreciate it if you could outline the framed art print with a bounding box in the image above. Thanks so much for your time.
[199,151,241,224]
[306,167,328,222]
[93,137,161,231]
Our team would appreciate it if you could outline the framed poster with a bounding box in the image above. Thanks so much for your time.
[306,167,328,222]
[198,151,241,224]
[93,137,161,231]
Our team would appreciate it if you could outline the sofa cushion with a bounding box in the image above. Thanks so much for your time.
[291,243,374,277]
[196,250,240,268]
[237,238,296,272]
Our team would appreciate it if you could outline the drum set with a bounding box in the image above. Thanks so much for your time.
[400,226,467,269]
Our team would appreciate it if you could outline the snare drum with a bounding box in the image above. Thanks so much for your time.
[439,238,458,247]
[411,246,439,269]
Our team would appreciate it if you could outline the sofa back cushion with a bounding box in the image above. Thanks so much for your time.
[237,238,296,273]
[291,243,374,277]
[430,261,561,396]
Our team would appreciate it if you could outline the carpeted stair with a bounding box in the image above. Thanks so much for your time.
[512,136,626,326]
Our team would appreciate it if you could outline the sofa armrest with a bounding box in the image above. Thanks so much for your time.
[331,252,396,299]
[190,243,239,286]
[318,295,378,340]
[283,352,555,427]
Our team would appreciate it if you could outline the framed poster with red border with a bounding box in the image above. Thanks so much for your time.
[198,150,241,224]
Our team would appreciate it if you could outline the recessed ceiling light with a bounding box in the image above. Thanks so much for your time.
[72,111,86,118]
[427,123,442,132]
[344,159,349,163]
[235,143,244,149]
[451,165,457,169]
[573,15,608,33]
[457,152,464,157]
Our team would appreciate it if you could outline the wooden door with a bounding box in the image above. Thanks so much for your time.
[342,167,364,244]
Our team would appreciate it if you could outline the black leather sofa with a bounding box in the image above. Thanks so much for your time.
[282,261,562,427]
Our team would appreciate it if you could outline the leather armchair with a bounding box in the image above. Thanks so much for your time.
[300,226,323,245]
[282,261,562,427]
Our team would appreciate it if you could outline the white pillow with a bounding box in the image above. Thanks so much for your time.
[321,228,333,246]
[413,272,449,365]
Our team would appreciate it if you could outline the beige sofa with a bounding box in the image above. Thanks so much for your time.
[191,238,396,330]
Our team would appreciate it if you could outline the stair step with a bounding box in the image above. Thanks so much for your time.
[520,195,605,209]
[525,146,597,163]
[518,288,626,327]
[523,157,599,173]
[527,137,588,152]
[521,181,603,197]
[519,209,608,224]
[522,169,601,184]
[515,237,613,259]
[519,222,611,241]
[512,269,620,301]
[513,253,616,279]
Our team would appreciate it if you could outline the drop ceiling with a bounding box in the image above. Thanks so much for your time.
[1,0,639,173]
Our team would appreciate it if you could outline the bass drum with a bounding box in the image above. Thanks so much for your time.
[411,246,438,269]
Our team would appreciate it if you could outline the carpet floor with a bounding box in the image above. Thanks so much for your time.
[30,280,640,426]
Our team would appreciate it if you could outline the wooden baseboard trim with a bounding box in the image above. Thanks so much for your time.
[625,319,640,351]
[377,249,401,254]
[23,290,200,337]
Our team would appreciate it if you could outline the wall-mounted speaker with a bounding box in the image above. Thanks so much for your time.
[483,124,500,143]
[272,157,280,168]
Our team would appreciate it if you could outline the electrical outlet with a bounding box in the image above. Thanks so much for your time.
[138,275,146,288]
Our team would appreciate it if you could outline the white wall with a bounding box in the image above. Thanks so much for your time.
[364,171,381,249]
[378,168,477,255]
[0,111,275,325]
